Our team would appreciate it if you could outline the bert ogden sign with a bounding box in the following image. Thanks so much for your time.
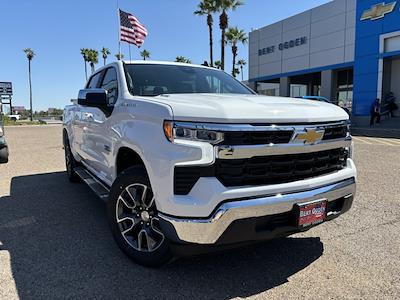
[258,37,307,56]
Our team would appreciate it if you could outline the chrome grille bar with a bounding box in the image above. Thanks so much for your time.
[217,138,352,159]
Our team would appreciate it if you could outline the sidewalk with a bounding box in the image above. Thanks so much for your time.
[351,117,400,138]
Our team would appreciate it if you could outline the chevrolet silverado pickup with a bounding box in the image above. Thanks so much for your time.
[63,61,356,267]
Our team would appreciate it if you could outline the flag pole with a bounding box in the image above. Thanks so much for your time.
[129,44,132,61]
[117,0,121,59]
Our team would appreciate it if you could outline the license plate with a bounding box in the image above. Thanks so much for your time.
[297,199,327,228]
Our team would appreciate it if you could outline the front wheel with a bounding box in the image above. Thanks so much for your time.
[0,147,9,163]
[107,166,172,267]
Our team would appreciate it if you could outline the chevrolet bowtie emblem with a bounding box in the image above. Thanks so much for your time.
[293,129,325,144]
[361,2,397,21]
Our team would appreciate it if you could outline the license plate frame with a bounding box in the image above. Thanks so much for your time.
[296,199,327,228]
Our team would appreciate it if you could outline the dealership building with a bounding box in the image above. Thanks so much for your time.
[249,0,400,124]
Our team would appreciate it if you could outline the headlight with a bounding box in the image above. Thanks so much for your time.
[0,126,3,137]
[163,121,224,144]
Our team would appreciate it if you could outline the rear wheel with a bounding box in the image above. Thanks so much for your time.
[0,147,8,163]
[107,166,172,267]
[63,134,80,182]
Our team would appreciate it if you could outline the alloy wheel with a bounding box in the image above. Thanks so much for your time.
[115,183,165,252]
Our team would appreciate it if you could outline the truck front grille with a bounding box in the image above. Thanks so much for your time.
[222,131,293,145]
[322,125,348,140]
[217,123,348,146]
[174,148,348,195]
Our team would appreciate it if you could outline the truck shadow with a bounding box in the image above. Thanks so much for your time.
[0,172,324,299]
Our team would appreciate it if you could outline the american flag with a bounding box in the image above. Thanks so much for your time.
[119,9,148,47]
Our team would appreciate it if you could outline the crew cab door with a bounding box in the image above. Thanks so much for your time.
[82,67,119,183]
[73,71,104,160]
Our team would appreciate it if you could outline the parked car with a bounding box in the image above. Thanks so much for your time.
[8,114,21,121]
[0,111,9,163]
[63,61,356,267]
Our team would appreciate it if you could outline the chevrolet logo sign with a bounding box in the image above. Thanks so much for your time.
[361,2,397,21]
[293,129,325,145]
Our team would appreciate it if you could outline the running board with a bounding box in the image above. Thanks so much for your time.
[74,167,110,201]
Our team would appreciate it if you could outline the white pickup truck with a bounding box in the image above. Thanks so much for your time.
[63,61,356,267]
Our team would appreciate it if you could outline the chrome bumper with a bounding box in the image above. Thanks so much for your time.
[159,178,356,244]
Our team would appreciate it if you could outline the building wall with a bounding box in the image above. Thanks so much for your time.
[249,0,356,81]
[390,58,400,106]
[353,0,400,116]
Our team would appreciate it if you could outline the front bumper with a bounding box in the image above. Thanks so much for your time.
[159,177,355,245]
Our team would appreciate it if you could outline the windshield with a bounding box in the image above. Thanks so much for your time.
[124,64,254,96]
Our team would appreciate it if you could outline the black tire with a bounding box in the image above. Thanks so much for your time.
[107,166,173,267]
[0,147,9,164]
[63,133,81,183]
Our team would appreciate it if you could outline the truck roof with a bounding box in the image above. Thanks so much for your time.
[102,60,216,72]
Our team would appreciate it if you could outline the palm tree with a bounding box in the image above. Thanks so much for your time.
[80,48,90,80]
[226,26,248,77]
[115,53,124,61]
[214,60,222,69]
[175,56,192,64]
[23,48,35,121]
[140,49,151,60]
[101,47,111,65]
[87,49,99,73]
[194,0,218,67]
[236,58,246,81]
[215,0,243,70]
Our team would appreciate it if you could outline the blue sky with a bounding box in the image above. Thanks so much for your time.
[0,0,330,111]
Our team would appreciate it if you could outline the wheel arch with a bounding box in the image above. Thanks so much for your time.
[115,146,147,176]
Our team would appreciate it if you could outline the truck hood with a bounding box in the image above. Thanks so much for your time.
[149,93,349,123]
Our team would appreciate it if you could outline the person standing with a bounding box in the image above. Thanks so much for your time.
[386,92,398,117]
[370,98,381,125]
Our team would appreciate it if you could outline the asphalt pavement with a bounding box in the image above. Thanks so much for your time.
[0,125,399,299]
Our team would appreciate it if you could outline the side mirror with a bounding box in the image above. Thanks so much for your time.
[77,89,112,116]
[78,89,107,107]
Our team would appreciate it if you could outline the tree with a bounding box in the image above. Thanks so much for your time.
[215,0,243,70]
[23,48,35,121]
[175,56,192,64]
[115,53,124,60]
[80,48,90,80]
[87,49,99,73]
[194,0,218,67]
[101,47,111,65]
[236,58,246,81]
[140,49,151,60]
[225,26,248,77]
[214,60,222,69]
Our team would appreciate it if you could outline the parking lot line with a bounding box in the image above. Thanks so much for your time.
[353,136,400,146]
[371,137,400,146]
[352,136,372,145]
[384,138,400,144]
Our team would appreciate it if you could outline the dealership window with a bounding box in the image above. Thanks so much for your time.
[290,85,307,98]
[257,82,279,96]
[336,69,353,111]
